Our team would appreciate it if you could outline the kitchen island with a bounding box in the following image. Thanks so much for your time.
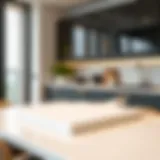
[0,104,160,160]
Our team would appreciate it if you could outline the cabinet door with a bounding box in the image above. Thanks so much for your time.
[72,25,87,59]
[45,89,85,101]
[86,91,116,101]
[127,95,160,110]
[57,20,73,60]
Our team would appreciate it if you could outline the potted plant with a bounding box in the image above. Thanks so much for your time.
[51,63,75,85]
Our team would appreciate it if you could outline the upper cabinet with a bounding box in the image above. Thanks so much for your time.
[116,26,160,57]
[57,19,73,60]
[56,18,160,61]
[56,0,160,61]
[57,19,114,60]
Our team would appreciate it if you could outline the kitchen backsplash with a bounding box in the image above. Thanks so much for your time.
[76,66,160,86]
[150,67,160,85]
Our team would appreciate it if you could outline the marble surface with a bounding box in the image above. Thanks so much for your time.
[0,105,160,160]
[15,102,143,140]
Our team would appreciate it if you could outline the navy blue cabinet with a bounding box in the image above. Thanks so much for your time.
[45,87,160,110]
[45,88,116,102]
[85,91,116,101]
[127,95,160,110]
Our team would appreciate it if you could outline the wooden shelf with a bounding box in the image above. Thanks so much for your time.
[63,56,160,69]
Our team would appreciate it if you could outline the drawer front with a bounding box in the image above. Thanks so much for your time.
[127,95,160,110]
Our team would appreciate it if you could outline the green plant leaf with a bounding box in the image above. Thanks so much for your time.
[51,63,75,77]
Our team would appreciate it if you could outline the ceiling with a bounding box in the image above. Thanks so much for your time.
[18,0,92,7]
[18,0,160,31]
[69,0,160,31]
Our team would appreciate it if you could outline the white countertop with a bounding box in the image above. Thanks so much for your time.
[0,104,160,160]
[15,102,143,140]
[1,113,160,160]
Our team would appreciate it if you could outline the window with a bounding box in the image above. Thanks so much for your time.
[5,4,25,103]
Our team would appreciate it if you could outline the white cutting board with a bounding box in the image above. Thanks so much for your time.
[13,101,143,140]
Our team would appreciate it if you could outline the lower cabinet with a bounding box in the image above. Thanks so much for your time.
[45,87,160,110]
[127,95,160,110]
[85,91,116,101]
[45,88,117,101]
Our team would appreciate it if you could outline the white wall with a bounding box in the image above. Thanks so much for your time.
[31,4,65,103]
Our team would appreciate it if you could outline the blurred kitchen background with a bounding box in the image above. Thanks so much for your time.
[2,0,160,110]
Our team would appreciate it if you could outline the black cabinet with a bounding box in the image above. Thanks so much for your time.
[117,26,160,57]
[56,19,160,61]
[56,19,115,61]
[57,19,73,60]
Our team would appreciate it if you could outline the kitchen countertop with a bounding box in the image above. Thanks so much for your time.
[0,106,160,160]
